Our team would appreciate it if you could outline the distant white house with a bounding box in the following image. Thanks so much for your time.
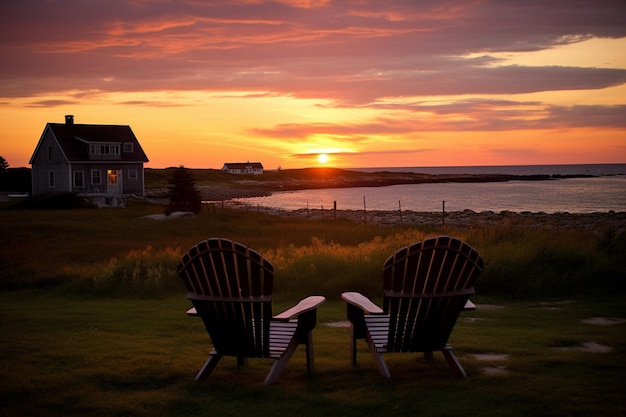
[222,162,264,175]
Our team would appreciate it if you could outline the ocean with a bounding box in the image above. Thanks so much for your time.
[233,164,626,214]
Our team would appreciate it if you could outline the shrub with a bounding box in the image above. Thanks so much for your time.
[86,246,183,297]
[16,192,95,210]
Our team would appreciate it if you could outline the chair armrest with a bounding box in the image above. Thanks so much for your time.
[186,307,198,316]
[463,299,476,311]
[341,292,384,314]
[273,295,326,320]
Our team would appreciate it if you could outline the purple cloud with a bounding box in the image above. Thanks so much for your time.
[1,0,625,132]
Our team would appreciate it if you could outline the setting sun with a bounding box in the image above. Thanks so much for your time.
[317,153,329,164]
[317,153,328,164]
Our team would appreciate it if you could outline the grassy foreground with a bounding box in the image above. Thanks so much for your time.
[1,201,625,416]
[1,293,625,417]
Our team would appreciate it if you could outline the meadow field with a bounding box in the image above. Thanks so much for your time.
[1,198,625,416]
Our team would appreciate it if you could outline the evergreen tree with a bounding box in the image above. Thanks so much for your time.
[165,166,203,215]
[0,155,8,173]
[0,155,8,190]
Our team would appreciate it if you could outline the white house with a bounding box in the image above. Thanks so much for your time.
[221,162,264,175]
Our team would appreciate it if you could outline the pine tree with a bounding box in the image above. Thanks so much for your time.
[0,155,8,173]
[165,166,203,215]
[0,156,8,190]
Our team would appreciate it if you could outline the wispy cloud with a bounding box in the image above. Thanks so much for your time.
[2,1,625,101]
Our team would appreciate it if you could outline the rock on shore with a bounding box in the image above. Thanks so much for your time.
[226,202,626,233]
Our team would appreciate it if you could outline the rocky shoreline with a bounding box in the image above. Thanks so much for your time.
[225,203,626,232]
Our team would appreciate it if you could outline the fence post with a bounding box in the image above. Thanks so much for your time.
[442,200,446,227]
[333,201,337,221]
[363,196,367,224]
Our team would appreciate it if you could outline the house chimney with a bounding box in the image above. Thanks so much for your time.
[65,115,74,125]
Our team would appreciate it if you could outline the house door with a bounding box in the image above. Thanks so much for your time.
[107,170,122,194]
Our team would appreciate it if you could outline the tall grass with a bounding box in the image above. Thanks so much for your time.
[466,226,626,298]
[268,232,426,299]
[71,246,183,297]
[1,200,624,299]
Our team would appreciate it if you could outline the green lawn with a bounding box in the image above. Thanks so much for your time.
[1,293,624,417]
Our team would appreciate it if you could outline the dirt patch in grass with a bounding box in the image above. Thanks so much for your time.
[482,366,510,376]
[476,304,506,310]
[472,353,509,361]
[581,317,626,326]
[553,341,613,353]
[325,321,351,328]
[472,353,510,376]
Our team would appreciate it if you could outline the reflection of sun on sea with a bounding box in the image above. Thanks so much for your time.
[317,153,329,164]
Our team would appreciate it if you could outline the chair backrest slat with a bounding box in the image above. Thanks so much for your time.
[178,238,274,358]
[382,236,483,352]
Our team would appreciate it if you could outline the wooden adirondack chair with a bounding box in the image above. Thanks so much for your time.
[342,236,483,379]
[178,238,325,385]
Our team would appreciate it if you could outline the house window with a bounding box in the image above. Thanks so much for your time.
[47,146,53,161]
[128,169,138,180]
[124,143,134,153]
[92,170,102,185]
[101,144,120,155]
[73,171,84,188]
[48,171,55,188]
[90,144,120,155]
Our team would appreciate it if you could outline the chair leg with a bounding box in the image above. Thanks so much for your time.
[264,337,299,386]
[304,331,314,372]
[350,326,358,365]
[364,332,391,379]
[195,351,223,381]
[441,345,467,379]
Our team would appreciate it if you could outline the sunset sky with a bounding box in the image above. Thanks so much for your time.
[1,0,625,170]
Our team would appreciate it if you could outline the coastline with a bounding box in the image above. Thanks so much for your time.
[144,168,625,232]
[222,201,626,232]
[145,167,607,202]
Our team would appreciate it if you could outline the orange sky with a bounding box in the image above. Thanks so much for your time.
[1,1,625,169]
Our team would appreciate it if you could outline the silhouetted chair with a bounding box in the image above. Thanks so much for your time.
[342,236,483,379]
[178,238,325,385]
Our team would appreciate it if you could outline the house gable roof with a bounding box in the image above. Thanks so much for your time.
[223,162,263,170]
[31,122,149,163]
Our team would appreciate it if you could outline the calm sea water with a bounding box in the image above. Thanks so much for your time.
[234,164,626,214]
